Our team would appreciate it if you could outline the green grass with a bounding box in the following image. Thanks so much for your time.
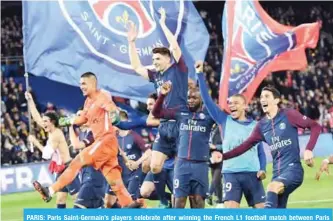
[1,158,332,221]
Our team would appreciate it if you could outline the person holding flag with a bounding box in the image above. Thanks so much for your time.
[25,92,80,208]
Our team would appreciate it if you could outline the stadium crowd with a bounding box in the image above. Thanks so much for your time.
[1,2,333,166]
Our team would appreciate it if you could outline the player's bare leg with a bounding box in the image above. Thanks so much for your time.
[264,181,285,208]
[33,154,87,202]
[150,150,167,174]
[175,197,187,208]
[224,201,240,208]
[189,195,205,208]
[140,181,155,199]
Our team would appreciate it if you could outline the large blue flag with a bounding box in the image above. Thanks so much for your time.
[23,0,209,101]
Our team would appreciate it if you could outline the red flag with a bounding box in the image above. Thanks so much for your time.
[219,0,321,111]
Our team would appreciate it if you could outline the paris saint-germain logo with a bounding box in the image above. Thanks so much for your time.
[224,1,297,97]
[58,0,185,72]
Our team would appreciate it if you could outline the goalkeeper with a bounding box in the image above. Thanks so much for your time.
[33,72,144,208]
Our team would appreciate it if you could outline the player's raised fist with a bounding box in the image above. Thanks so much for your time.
[27,134,37,144]
[195,61,204,73]
[127,21,138,42]
[25,91,33,101]
[158,7,166,24]
[160,81,172,95]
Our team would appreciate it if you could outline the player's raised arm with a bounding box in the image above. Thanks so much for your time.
[285,109,321,167]
[159,8,182,62]
[127,22,149,79]
[223,123,265,160]
[25,92,43,128]
[151,81,177,119]
[196,61,227,124]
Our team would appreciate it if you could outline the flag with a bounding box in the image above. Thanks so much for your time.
[219,0,321,110]
[23,0,209,102]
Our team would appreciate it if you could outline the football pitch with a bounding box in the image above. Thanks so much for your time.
[1,158,332,221]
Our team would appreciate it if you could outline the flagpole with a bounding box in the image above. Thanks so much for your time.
[24,72,34,152]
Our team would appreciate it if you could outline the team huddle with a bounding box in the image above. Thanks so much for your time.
[29,9,329,209]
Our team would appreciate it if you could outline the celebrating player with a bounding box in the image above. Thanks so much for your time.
[196,61,267,208]
[26,93,80,208]
[69,110,106,209]
[220,85,321,208]
[116,94,174,208]
[32,72,143,208]
[128,7,188,205]
[152,80,215,208]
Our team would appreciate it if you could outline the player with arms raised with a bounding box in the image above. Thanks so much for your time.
[26,93,80,208]
[127,8,188,204]
[152,78,215,208]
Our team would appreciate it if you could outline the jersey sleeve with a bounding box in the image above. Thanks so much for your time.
[223,123,264,160]
[100,90,117,112]
[132,131,148,152]
[73,101,88,125]
[152,94,177,119]
[285,109,321,151]
[175,55,188,73]
[116,116,147,130]
[148,70,157,83]
[197,73,227,125]
[257,142,267,171]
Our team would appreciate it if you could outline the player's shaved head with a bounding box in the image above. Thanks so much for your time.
[188,88,202,112]
[80,72,98,97]
[81,72,97,85]
[81,72,97,79]
[230,94,247,104]
[228,94,247,120]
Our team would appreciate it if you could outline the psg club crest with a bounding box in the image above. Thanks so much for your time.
[58,0,185,71]
[225,1,297,97]
[199,113,206,120]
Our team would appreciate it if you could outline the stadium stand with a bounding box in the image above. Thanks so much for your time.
[1,1,333,165]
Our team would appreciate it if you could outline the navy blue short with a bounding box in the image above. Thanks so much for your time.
[55,167,80,195]
[272,165,304,208]
[152,120,178,157]
[222,172,266,207]
[105,169,143,200]
[75,183,105,208]
[173,158,209,198]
